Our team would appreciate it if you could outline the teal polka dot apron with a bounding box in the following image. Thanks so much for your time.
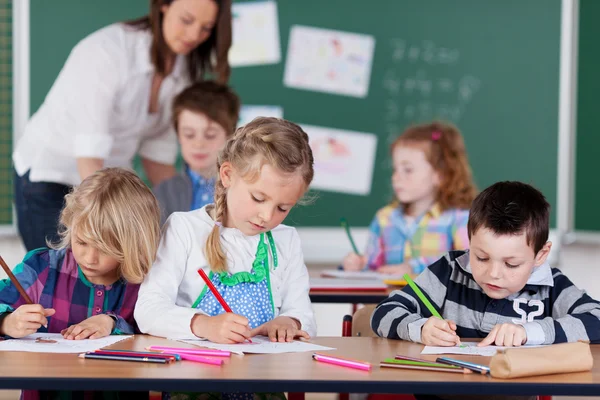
[192,231,278,328]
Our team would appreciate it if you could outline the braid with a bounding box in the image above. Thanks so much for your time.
[203,116,315,273]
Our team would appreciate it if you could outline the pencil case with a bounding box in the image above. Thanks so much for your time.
[489,341,593,379]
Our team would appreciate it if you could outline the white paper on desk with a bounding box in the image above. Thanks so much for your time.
[229,0,281,66]
[0,333,131,353]
[176,335,334,355]
[239,105,283,128]
[284,25,375,98]
[302,124,377,195]
[421,342,547,357]
[320,269,405,281]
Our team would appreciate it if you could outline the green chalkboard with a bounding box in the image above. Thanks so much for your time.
[575,0,600,231]
[28,0,561,228]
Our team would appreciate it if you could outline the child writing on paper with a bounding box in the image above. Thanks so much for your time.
[154,81,241,225]
[371,182,600,400]
[135,117,316,400]
[0,167,160,400]
[342,121,477,275]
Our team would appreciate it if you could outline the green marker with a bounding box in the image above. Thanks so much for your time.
[403,274,442,319]
[340,218,360,255]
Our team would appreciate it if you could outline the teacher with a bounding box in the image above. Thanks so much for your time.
[12,0,232,251]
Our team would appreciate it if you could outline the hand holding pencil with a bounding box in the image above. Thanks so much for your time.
[191,268,252,344]
[0,304,56,338]
[0,255,55,338]
[403,273,461,347]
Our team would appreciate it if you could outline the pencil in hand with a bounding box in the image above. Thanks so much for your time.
[197,268,253,343]
[403,273,461,346]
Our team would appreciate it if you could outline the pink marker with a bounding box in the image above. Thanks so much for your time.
[312,353,372,371]
[179,353,224,366]
[147,346,231,357]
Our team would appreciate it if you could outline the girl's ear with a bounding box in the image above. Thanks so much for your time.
[220,162,234,188]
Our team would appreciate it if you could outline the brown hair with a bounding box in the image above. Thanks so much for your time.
[205,117,314,273]
[467,181,550,253]
[391,120,477,211]
[126,0,232,83]
[51,168,161,284]
[172,81,240,136]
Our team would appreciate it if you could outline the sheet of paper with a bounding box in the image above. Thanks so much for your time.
[284,25,375,97]
[302,124,377,195]
[238,105,283,127]
[310,278,387,291]
[421,342,547,357]
[177,335,334,355]
[229,0,281,67]
[0,333,131,354]
[320,269,405,281]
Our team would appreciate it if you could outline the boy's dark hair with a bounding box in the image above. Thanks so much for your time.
[172,81,240,136]
[467,181,550,253]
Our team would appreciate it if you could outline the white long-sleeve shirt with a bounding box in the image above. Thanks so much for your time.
[135,206,316,339]
[13,23,189,186]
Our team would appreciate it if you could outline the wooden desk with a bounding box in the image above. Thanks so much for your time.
[0,336,599,396]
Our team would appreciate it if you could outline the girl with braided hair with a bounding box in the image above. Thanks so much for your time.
[135,116,316,346]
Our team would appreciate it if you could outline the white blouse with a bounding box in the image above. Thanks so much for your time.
[13,23,190,186]
[135,206,316,339]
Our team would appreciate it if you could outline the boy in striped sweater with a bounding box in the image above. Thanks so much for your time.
[372,181,600,349]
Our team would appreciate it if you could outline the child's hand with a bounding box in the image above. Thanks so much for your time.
[342,253,366,271]
[191,313,251,344]
[421,317,460,346]
[61,315,115,340]
[0,305,55,338]
[478,323,527,347]
[250,316,310,342]
[377,263,412,275]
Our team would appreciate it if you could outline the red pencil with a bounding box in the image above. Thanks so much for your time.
[197,268,252,343]
[198,269,232,312]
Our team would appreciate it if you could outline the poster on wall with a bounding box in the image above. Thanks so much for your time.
[302,124,377,195]
[284,25,375,98]
[229,0,281,67]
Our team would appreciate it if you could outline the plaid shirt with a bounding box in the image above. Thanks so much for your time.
[365,203,469,274]
[0,248,140,400]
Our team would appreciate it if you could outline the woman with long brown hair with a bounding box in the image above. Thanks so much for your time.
[13,0,232,251]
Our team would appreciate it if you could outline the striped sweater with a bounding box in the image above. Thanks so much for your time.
[371,250,600,345]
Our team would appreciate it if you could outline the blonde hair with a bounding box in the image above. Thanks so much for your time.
[391,120,477,211]
[205,117,314,273]
[51,168,161,284]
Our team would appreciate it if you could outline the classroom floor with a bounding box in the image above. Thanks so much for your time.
[1,236,600,400]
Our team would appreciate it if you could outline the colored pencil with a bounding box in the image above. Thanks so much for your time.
[436,357,490,375]
[197,268,253,343]
[0,255,33,304]
[381,358,470,374]
[340,218,360,255]
[79,353,169,364]
[146,346,230,357]
[178,353,224,365]
[92,349,179,361]
[312,352,371,371]
[402,274,442,319]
